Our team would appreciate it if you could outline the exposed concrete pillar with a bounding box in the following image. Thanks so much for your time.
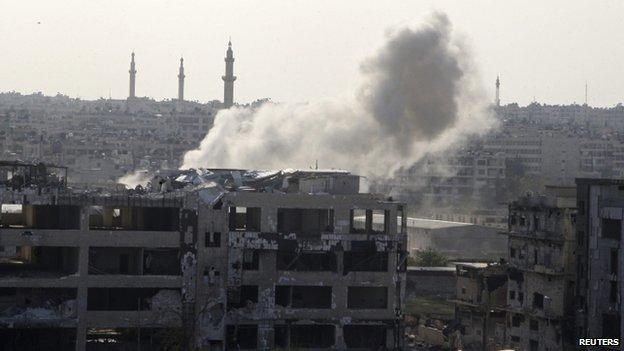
[75,205,90,351]
[138,248,144,274]
[365,209,373,233]
[122,207,133,229]
[335,251,344,275]
[261,206,277,232]
[387,208,397,236]
[180,208,199,350]
[24,205,35,227]
[334,206,351,234]
[257,322,274,350]
[102,207,113,228]
[334,322,346,350]
[75,324,87,351]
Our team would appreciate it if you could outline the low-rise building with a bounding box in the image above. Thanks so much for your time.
[404,218,506,261]
[451,262,508,351]
[406,266,456,300]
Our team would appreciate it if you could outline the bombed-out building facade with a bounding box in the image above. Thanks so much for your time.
[451,186,578,351]
[575,178,624,345]
[0,162,407,350]
[504,187,577,351]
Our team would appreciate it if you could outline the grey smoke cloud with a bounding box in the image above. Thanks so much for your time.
[360,14,461,149]
[182,13,494,177]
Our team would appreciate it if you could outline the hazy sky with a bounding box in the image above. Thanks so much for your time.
[2,0,623,107]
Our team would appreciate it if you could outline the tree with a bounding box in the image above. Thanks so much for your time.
[408,248,447,267]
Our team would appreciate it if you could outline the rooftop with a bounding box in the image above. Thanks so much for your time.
[356,214,474,229]
[405,217,473,230]
[146,168,358,194]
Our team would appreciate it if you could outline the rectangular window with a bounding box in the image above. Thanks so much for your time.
[347,287,387,309]
[532,293,544,309]
[1,204,24,228]
[509,291,516,300]
[89,206,179,231]
[350,209,367,233]
[533,215,540,231]
[31,205,81,230]
[229,207,261,232]
[611,249,619,275]
[343,325,386,349]
[343,252,388,273]
[242,250,259,270]
[371,209,389,234]
[276,251,336,272]
[511,314,522,327]
[278,208,333,238]
[274,325,335,349]
[87,288,163,311]
[602,218,621,240]
[610,281,618,303]
[226,325,257,350]
[227,285,258,309]
[205,232,221,247]
[530,340,539,351]
[275,286,332,309]
[529,319,539,331]
[534,249,538,264]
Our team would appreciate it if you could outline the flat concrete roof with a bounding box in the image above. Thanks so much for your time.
[405,217,474,230]
[407,266,456,272]
[356,214,474,229]
[452,262,490,269]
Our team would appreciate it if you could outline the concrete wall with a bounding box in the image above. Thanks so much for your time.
[405,269,455,299]
[407,224,507,261]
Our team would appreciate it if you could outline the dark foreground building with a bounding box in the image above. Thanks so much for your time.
[576,179,623,348]
[0,163,407,350]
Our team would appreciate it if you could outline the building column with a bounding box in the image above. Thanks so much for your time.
[75,206,90,351]
[257,322,274,350]
[334,322,346,349]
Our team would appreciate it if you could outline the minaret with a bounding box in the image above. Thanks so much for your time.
[222,41,236,108]
[495,76,500,107]
[178,57,185,101]
[129,52,137,99]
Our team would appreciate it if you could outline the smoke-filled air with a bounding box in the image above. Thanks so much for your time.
[182,13,495,178]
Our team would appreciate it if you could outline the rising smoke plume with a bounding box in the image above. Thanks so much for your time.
[182,13,495,178]
[117,170,151,188]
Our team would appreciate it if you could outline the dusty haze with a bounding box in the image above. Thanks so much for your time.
[181,14,495,177]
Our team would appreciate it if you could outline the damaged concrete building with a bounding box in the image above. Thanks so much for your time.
[0,163,407,350]
[576,178,624,344]
[505,186,577,351]
[451,262,508,351]
[451,186,578,351]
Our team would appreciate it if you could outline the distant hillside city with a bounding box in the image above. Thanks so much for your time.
[3,43,624,351]
[3,85,624,225]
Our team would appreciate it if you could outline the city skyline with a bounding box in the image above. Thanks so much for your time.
[2,1,624,107]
